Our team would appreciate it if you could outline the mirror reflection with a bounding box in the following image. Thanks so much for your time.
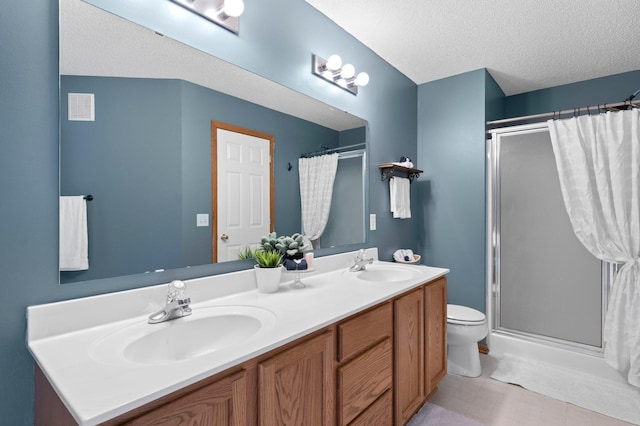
[59,0,368,284]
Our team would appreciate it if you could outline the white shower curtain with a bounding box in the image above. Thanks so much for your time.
[547,109,640,387]
[299,153,339,246]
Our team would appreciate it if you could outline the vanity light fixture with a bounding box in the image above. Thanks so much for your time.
[170,0,245,34]
[313,54,369,95]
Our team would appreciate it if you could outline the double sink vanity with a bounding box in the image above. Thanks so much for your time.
[28,248,449,425]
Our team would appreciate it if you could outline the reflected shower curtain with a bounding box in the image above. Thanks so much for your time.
[547,109,640,387]
[299,153,339,247]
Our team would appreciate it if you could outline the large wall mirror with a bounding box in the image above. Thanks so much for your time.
[59,0,368,284]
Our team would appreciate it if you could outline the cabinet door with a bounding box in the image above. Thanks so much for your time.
[394,288,425,425]
[127,370,248,426]
[425,277,447,396]
[258,332,334,426]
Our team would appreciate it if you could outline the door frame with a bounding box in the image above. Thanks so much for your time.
[211,120,275,263]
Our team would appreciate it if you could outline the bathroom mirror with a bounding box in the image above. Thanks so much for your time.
[59,0,368,284]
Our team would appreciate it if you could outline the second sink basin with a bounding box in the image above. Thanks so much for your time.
[348,263,422,283]
[90,305,276,365]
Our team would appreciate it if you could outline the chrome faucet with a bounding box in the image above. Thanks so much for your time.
[349,249,374,272]
[148,280,192,324]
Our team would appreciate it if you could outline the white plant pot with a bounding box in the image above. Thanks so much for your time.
[254,265,283,293]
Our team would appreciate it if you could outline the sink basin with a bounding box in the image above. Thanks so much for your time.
[348,263,422,283]
[90,305,276,365]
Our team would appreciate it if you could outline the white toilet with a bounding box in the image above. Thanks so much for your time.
[446,304,488,377]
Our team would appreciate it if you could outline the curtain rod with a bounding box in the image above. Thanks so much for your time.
[300,142,365,158]
[487,98,640,128]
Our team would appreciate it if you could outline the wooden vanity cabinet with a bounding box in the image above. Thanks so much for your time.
[336,302,393,425]
[35,277,447,426]
[258,331,335,426]
[394,288,425,425]
[424,277,447,396]
[394,277,448,425]
[125,370,248,425]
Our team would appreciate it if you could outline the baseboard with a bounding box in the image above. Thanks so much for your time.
[478,343,489,354]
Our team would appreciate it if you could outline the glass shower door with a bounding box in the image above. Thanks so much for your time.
[489,124,604,350]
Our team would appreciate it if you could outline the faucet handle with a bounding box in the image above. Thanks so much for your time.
[166,280,187,303]
[355,249,366,260]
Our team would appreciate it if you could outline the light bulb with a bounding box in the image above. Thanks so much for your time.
[337,78,348,88]
[326,54,342,71]
[223,0,245,17]
[322,70,334,80]
[341,64,355,79]
[355,72,369,87]
[204,8,218,19]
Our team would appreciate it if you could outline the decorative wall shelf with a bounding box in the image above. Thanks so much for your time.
[378,164,423,182]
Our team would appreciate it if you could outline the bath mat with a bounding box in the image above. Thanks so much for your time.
[407,402,486,426]
[491,354,640,425]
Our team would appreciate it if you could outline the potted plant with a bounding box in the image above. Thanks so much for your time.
[260,232,308,270]
[252,249,283,293]
[276,233,307,258]
[237,246,255,260]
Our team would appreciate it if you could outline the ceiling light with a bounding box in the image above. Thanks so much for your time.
[341,64,355,79]
[312,54,370,95]
[170,0,244,34]
[355,72,369,87]
[222,0,244,17]
[326,55,342,71]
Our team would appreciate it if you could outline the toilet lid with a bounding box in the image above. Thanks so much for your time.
[447,304,486,323]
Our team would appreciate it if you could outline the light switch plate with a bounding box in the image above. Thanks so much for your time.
[196,214,209,227]
[369,213,376,231]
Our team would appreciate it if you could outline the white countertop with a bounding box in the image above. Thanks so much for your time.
[27,248,449,425]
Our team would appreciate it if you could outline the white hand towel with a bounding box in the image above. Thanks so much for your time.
[389,177,411,219]
[59,196,89,271]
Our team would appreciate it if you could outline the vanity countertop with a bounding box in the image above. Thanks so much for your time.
[27,248,449,425]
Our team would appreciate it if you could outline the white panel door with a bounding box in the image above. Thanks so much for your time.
[216,128,271,262]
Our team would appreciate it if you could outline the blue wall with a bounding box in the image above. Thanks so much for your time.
[61,76,184,283]
[505,70,640,117]
[0,0,417,423]
[416,69,494,313]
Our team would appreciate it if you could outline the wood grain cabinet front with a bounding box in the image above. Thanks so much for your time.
[125,370,248,426]
[394,277,448,424]
[394,288,425,425]
[258,331,335,426]
[336,302,393,426]
[425,277,447,396]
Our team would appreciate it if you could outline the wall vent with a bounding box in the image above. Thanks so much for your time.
[68,93,95,121]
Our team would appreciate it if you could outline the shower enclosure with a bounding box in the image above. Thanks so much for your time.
[487,123,611,354]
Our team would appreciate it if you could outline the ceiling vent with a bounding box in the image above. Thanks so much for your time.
[68,93,95,121]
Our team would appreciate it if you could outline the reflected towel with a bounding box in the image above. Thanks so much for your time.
[390,177,411,219]
[59,196,89,271]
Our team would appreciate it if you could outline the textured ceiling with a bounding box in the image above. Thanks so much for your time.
[305,0,640,96]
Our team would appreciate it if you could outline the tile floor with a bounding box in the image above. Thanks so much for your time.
[426,354,636,426]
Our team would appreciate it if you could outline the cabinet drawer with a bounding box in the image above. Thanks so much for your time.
[349,389,392,426]
[338,338,393,425]
[338,302,392,362]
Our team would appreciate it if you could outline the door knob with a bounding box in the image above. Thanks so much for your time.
[220,234,229,241]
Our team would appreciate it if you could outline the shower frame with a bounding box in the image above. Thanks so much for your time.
[486,122,613,357]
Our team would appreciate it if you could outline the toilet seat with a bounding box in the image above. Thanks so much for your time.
[447,304,486,325]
